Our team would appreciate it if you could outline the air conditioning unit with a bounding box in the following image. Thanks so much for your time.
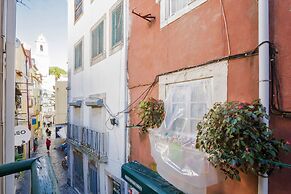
[68,100,82,107]
[85,98,104,108]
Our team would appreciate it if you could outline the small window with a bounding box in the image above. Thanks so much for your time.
[110,2,123,49]
[74,39,83,71]
[160,0,207,27]
[74,0,83,22]
[40,45,43,52]
[91,19,105,63]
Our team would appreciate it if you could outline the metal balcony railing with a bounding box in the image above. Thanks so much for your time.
[67,124,108,162]
[0,157,59,194]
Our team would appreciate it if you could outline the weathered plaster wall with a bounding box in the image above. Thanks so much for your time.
[269,1,291,194]
[128,0,259,193]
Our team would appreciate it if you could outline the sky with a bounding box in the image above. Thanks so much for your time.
[16,0,68,70]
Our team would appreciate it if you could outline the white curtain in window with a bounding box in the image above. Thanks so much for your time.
[150,78,223,194]
[169,0,190,17]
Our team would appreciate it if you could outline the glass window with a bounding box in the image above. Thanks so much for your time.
[168,0,189,18]
[166,78,212,136]
[89,165,99,194]
[73,151,84,193]
[111,2,123,48]
[91,20,105,60]
[160,0,206,27]
[74,0,83,22]
[74,40,83,70]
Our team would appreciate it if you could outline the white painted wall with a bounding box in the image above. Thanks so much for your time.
[4,0,16,193]
[68,0,128,193]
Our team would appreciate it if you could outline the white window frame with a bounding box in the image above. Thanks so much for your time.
[109,0,124,55]
[159,61,228,137]
[90,15,106,65]
[159,0,207,28]
[74,38,84,73]
[166,78,213,137]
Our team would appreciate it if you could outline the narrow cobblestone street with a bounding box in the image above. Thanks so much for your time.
[15,127,77,194]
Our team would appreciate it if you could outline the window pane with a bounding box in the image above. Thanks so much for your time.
[89,166,99,194]
[111,3,123,47]
[75,41,82,69]
[91,28,97,58]
[98,21,104,54]
[172,103,186,117]
[79,43,82,68]
[166,78,212,138]
[73,151,84,193]
[191,103,207,118]
[168,0,189,18]
[74,47,78,69]
[74,0,83,21]
[92,21,104,59]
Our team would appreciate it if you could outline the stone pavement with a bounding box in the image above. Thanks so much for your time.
[15,127,77,194]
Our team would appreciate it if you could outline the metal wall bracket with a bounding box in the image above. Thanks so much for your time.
[132,9,156,23]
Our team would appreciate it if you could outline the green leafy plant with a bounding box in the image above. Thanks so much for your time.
[138,98,165,134]
[49,66,67,80]
[196,100,289,181]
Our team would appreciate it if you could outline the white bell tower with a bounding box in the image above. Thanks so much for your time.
[35,34,50,76]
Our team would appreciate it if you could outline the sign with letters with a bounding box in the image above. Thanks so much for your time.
[14,125,31,146]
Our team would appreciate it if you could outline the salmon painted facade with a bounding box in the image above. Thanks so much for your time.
[127,0,291,194]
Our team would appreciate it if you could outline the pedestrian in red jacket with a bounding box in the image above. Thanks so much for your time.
[46,138,51,153]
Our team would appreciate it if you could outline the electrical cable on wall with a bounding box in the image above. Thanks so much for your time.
[114,41,290,126]
[269,42,291,118]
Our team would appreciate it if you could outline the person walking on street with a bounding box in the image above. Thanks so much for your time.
[46,138,51,153]
[46,127,51,137]
[33,138,38,152]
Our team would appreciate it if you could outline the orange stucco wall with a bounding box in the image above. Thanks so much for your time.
[269,1,291,194]
[128,0,290,193]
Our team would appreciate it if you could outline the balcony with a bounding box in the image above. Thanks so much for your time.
[67,124,108,162]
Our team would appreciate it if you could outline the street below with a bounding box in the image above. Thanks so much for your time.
[15,127,76,194]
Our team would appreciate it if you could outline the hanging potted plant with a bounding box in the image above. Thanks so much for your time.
[138,97,165,134]
[196,100,289,181]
